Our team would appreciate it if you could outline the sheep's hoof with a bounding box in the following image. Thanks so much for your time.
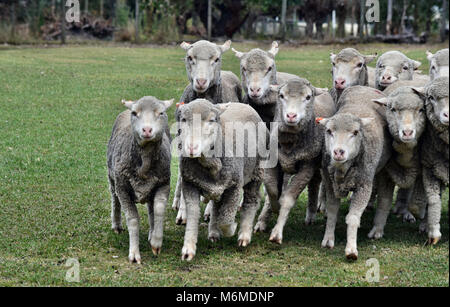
[112,226,123,234]
[345,253,358,261]
[427,237,440,245]
[305,215,315,226]
[176,217,187,226]
[152,247,161,256]
[321,238,334,249]
[253,222,267,233]
[208,233,220,243]
[203,214,210,222]
[402,212,416,224]
[419,222,428,233]
[171,200,179,211]
[269,231,282,245]
[368,227,384,240]
[238,238,250,247]
[128,252,142,264]
[181,251,195,261]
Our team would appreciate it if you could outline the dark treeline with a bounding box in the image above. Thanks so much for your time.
[0,0,448,44]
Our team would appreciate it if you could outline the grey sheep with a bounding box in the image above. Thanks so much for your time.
[329,48,378,103]
[369,86,427,238]
[254,78,336,244]
[107,96,173,263]
[176,99,270,261]
[418,77,449,245]
[318,86,393,260]
[375,51,423,91]
[426,49,449,81]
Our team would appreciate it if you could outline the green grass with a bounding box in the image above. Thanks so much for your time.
[0,43,448,287]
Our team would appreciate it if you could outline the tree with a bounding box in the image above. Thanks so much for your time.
[386,0,393,34]
[336,0,347,38]
[441,0,448,42]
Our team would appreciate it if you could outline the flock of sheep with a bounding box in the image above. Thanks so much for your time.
[107,40,449,264]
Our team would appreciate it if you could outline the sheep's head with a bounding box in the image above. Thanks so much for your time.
[232,42,279,102]
[272,78,326,128]
[422,77,449,127]
[176,99,227,158]
[181,40,231,94]
[375,51,421,90]
[427,49,449,81]
[330,48,377,90]
[373,87,426,144]
[318,114,373,164]
[122,96,173,146]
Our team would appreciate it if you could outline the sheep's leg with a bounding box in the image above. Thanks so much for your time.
[369,173,395,240]
[216,186,241,238]
[181,182,201,261]
[394,187,416,223]
[269,165,315,244]
[109,179,123,234]
[172,172,182,211]
[305,170,321,225]
[238,180,262,247]
[317,183,327,215]
[254,165,282,233]
[422,167,442,245]
[116,187,141,264]
[147,200,154,242]
[208,201,221,242]
[321,173,340,249]
[149,184,169,255]
[345,183,373,260]
[204,200,213,222]
[175,191,187,225]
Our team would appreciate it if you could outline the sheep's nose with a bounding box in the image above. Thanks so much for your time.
[335,78,346,89]
[402,129,414,137]
[333,148,345,157]
[286,113,297,121]
[250,87,261,95]
[142,127,152,137]
[196,78,207,87]
[382,75,392,81]
[188,144,199,154]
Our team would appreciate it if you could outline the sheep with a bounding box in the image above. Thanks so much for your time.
[232,42,298,128]
[329,48,377,103]
[253,78,336,244]
[317,86,393,260]
[375,51,423,91]
[173,40,243,223]
[418,76,449,245]
[426,49,449,81]
[175,99,270,261]
[107,97,173,264]
[369,86,427,238]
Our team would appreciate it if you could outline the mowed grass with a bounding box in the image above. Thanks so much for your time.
[0,42,448,287]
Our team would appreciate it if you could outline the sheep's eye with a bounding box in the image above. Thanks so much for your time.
[131,111,138,117]
[353,130,359,136]
[327,129,333,135]
[214,58,220,63]
[209,118,216,123]
[177,129,182,136]
[181,118,187,122]
[305,95,311,101]
[268,66,273,72]
[431,66,436,71]
[357,63,363,68]
[391,108,397,112]
[378,64,384,68]
[332,62,336,67]
[188,56,193,62]
[403,66,409,70]
[279,94,285,100]
[419,108,425,113]
[160,112,164,116]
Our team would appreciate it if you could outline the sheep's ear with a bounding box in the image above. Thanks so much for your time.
[180,42,192,51]
[330,53,337,63]
[361,117,374,126]
[220,40,232,53]
[268,41,279,57]
[426,50,434,61]
[214,103,232,115]
[314,87,328,96]
[411,87,426,100]
[122,99,135,109]
[372,97,389,106]
[316,117,329,126]
[162,99,174,110]
[412,60,422,70]
[270,84,281,93]
[232,48,245,59]
[364,53,377,64]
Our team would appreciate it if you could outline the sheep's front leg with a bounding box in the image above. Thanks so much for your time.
[369,173,395,239]
[181,182,201,261]
[175,192,187,225]
[422,167,442,245]
[172,172,182,211]
[238,180,262,247]
[305,170,321,225]
[208,201,221,242]
[345,183,373,260]
[216,186,241,238]
[317,183,327,215]
[270,165,315,244]
[116,187,141,264]
[203,200,213,222]
[109,179,123,234]
[393,187,416,223]
[254,166,282,233]
[321,171,339,249]
[149,184,169,255]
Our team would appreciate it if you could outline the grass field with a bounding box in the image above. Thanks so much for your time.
[0,42,448,287]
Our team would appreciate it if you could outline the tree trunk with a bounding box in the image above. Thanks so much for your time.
[441,0,448,42]
[400,0,408,34]
[281,0,287,41]
[386,0,393,35]
[85,0,89,15]
[100,0,104,18]
[336,1,347,38]
[61,0,66,44]
[135,0,139,43]
[351,0,356,36]
[359,0,364,39]
[207,0,212,39]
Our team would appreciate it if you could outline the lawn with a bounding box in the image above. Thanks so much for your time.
[0,42,448,287]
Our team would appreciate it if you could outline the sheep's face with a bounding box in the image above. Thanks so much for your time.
[427,49,449,81]
[275,79,318,127]
[426,77,449,126]
[123,97,173,146]
[319,114,373,164]
[176,99,222,158]
[373,89,426,143]
[330,49,376,90]
[375,51,421,90]
[181,40,231,94]
[233,42,279,102]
